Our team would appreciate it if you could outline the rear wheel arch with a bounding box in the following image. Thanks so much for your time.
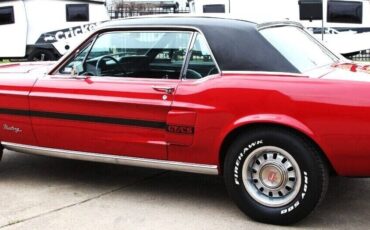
[218,123,335,175]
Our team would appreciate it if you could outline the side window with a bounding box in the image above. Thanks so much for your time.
[298,0,323,21]
[60,31,192,79]
[66,4,89,22]
[203,4,226,13]
[327,1,363,24]
[152,36,187,65]
[185,34,219,79]
[0,6,15,25]
[60,41,93,74]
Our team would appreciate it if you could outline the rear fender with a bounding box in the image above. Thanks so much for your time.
[215,113,334,169]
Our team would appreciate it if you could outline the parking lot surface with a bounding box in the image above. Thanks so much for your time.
[0,150,370,230]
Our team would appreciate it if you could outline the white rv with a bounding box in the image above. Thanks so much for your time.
[187,0,370,56]
[0,0,109,61]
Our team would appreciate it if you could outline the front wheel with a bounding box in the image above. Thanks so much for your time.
[224,128,329,225]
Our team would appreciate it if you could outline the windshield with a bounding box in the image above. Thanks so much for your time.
[260,26,338,73]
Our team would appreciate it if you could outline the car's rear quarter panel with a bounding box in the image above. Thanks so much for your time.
[171,73,370,176]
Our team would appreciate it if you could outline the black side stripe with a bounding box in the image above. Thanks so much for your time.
[0,108,167,130]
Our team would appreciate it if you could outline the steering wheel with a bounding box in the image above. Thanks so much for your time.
[207,67,219,76]
[185,69,203,79]
[95,56,122,76]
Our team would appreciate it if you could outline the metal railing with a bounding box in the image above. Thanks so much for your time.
[108,7,190,19]
[345,50,370,62]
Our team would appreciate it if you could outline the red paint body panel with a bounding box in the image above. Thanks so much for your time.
[166,110,196,146]
[2,63,370,176]
[0,73,38,145]
[28,75,178,160]
[169,72,370,176]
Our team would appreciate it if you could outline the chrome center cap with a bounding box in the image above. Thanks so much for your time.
[260,164,284,189]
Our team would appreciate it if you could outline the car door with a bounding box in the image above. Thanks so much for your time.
[167,33,222,164]
[29,30,193,160]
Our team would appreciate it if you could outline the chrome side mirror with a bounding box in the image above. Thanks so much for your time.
[71,63,87,79]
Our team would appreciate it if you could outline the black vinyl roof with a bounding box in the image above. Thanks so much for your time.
[101,16,300,73]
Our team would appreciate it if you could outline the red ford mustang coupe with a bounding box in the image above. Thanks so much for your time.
[1,16,369,225]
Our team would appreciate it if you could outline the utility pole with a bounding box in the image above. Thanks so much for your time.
[322,0,327,41]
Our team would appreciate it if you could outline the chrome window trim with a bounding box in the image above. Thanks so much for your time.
[197,32,221,75]
[2,142,219,175]
[181,32,222,80]
[55,30,194,80]
[257,21,305,30]
[180,32,198,80]
[180,31,197,80]
[222,71,306,77]
[50,25,222,79]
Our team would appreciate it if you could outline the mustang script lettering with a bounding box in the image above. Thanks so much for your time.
[3,124,22,134]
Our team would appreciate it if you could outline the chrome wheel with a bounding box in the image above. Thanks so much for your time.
[242,146,301,207]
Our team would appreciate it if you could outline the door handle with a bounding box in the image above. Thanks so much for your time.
[152,86,175,94]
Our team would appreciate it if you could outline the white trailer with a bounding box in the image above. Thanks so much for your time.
[0,0,109,61]
[187,0,370,56]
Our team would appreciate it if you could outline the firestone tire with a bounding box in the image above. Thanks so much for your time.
[224,128,329,225]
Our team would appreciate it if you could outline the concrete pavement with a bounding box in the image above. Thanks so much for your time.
[0,150,369,230]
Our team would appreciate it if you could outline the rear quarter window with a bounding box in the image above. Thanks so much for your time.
[260,26,337,73]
